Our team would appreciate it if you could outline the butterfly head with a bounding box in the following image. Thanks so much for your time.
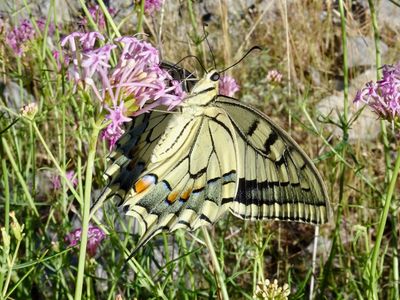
[183,70,220,106]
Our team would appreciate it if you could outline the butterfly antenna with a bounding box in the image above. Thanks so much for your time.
[220,46,262,73]
[0,117,20,135]
[172,55,207,74]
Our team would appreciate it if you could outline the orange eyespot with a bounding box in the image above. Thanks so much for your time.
[180,189,192,201]
[134,175,155,193]
[167,191,179,204]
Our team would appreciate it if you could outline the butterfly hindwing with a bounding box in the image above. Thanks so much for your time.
[215,96,330,224]
[123,107,238,249]
[90,111,172,215]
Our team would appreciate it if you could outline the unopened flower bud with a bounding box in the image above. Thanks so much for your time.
[20,102,38,120]
[9,211,24,241]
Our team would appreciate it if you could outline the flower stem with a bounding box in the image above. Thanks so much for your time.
[98,0,121,37]
[201,227,229,300]
[369,149,400,299]
[367,1,399,299]
[137,0,145,33]
[74,118,101,300]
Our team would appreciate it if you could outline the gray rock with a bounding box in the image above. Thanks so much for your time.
[0,1,78,24]
[95,264,109,293]
[0,80,34,112]
[378,1,400,32]
[347,36,388,68]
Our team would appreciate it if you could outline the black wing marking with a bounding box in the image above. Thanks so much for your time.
[215,96,330,224]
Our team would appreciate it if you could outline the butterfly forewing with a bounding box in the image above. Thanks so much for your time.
[215,96,330,224]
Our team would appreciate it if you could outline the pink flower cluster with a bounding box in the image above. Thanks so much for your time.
[61,32,185,148]
[219,75,240,97]
[6,19,35,56]
[65,225,105,257]
[354,63,400,121]
[144,0,163,15]
[5,18,54,56]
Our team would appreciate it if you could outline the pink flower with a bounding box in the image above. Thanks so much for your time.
[143,0,163,15]
[102,102,132,149]
[52,50,60,66]
[81,44,115,80]
[36,17,55,36]
[219,75,240,97]
[354,63,400,121]
[80,32,105,51]
[50,175,61,190]
[66,170,78,187]
[51,170,78,190]
[266,69,283,84]
[65,225,106,257]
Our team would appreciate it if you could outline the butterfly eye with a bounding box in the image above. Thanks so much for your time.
[210,72,220,81]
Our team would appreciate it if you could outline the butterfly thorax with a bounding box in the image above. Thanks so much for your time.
[180,70,220,107]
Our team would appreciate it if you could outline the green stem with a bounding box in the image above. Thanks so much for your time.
[339,0,349,124]
[1,138,39,216]
[187,0,199,39]
[137,0,145,33]
[256,222,265,283]
[97,0,121,37]
[201,227,229,300]
[74,118,101,300]
[368,0,382,78]
[0,161,10,295]
[187,0,203,60]
[31,122,82,204]
[319,1,349,296]
[77,0,100,32]
[367,0,391,174]
[369,150,400,299]
[2,240,22,297]
[391,214,399,299]
[177,231,195,294]
[5,250,49,299]
[1,160,10,234]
